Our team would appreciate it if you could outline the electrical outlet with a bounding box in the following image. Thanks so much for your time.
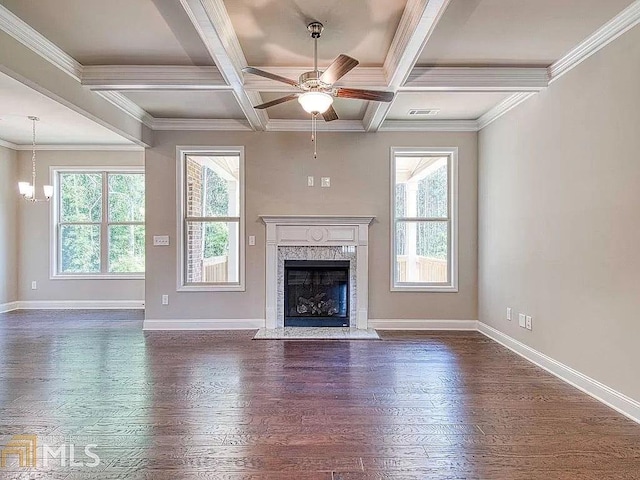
[248,235,256,246]
[161,295,169,305]
[321,177,330,187]
[307,176,314,187]
[153,235,170,246]
[506,307,512,321]
[31,281,37,290]
[518,313,526,328]
[525,316,532,330]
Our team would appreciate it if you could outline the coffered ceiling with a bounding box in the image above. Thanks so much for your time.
[0,0,638,145]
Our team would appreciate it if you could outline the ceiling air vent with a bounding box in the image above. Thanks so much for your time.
[408,109,440,116]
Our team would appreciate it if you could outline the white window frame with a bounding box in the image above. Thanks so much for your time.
[176,146,245,292]
[50,165,145,280]
[390,147,458,292]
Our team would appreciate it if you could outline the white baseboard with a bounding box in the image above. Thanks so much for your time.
[17,300,145,310]
[143,318,264,330]
[478,322,640,424]
[0,301,19,313]
[369,319,478,330]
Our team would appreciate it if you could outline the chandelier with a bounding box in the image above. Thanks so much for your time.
[18,116,53,202]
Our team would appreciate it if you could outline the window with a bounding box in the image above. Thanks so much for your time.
[52,168,145,278]
[391,147,457,291]
[177,147,244,291]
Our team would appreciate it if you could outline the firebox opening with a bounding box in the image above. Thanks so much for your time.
[284,260,350,327]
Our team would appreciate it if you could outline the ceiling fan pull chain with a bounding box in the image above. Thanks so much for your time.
[312,113,317,159]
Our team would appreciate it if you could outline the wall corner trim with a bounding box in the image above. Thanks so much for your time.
[0,301,19,313]
[142,318,264,331]
[478,322,640,425]
[369,319,478,330]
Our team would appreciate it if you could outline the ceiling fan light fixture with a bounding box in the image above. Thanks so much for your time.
[298,91,333,114]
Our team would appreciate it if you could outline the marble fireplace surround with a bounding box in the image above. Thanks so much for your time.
[260,216,375,330]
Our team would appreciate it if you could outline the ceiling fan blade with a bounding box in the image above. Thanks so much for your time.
[335,88,394,102]
[243,67,299,87]
[253,94,299,109]
[322,105,339,122]
[319,55,359,84]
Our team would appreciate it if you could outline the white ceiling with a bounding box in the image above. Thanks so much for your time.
[0,0,213,65]
[0,0,637,143]
[418,0,635,66]
[123,91,246,119]
[0,72,135,145]
[224,0,408,66]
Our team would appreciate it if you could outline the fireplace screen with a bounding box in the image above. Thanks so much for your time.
[284,260,349,327]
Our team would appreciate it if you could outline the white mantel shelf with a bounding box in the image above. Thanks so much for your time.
[259,215,375,330]
[260,215,375,226]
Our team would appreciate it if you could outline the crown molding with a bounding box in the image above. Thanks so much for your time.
[180,0,267,130]
[548,0,640,82]
[151,118,252,131]
[82,65,230,90]
[477,1,640,130]
[95,91,155,127]
[365,0,452,132]
[403,67,549,92]
[0,4,83,81]
[266,119,365,132]
[380,119,479,132]
[13,144,144,151]
[0,139,19,150]
[243,66,387,92]
[477,92,535,130]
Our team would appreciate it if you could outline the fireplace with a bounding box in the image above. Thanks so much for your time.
[260,215,374,329]
[284,260,350,327]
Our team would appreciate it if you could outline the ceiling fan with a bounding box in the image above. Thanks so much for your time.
[242,21,394,122]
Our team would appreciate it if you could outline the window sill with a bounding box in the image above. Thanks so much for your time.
[51,274,145,280]
[177,284,246,292]
[391,285,459,293]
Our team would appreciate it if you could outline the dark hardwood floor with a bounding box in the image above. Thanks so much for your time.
[0,310,639,479]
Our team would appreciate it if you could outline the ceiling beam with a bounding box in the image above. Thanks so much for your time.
[363,0,452,132]
[180,0,267,130]
[150,118,252,131]
[82,65,230,91]
[380,119,478,132]
[266,120,365,132]
[403,67,549,92]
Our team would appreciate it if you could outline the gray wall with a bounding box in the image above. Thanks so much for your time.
[17,150,145,302]
[146,130,478,321]
[0,145,18,306]
[479,25,640,401]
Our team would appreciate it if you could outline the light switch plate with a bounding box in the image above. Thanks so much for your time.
[321,177,330,187]
[248,235,256,246]
[153,235,170,246]
[519,313,526,328]
[307,176,314,187]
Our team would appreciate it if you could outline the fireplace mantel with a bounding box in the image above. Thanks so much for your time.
[260,215,375,329]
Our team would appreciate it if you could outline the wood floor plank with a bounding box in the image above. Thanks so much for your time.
[0,310,639,478]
